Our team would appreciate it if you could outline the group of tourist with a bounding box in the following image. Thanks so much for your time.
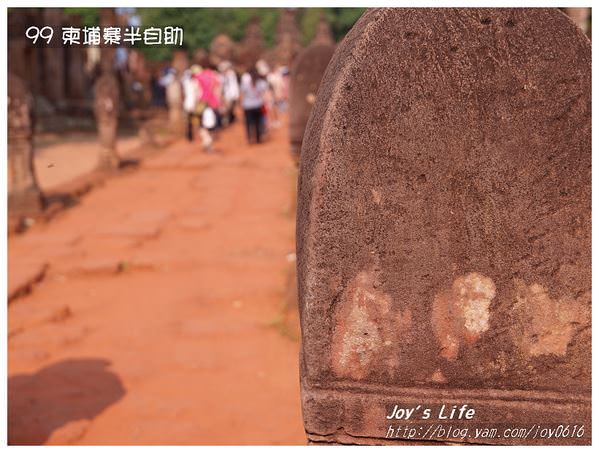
[159,58,289,152]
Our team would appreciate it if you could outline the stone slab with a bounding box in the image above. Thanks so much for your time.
[297,8,591,445]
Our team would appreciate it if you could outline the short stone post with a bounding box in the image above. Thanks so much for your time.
[166,51,187,130]
[8,73,42,218]
[289,36,335,162]
[92,8,121,171]
[297,8,590,445]
[93,50,120,170]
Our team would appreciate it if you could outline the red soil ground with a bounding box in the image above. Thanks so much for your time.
[8,117,304,445]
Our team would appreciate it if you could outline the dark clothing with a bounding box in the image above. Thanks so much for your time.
[244,107,264,144]
[187,113,201,141]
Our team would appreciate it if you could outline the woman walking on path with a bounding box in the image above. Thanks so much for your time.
[240,67,268,144]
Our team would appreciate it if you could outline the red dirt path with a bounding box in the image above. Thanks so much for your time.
[8,118,305,445]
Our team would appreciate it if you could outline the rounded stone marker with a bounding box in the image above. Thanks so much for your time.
[297,8,590,445]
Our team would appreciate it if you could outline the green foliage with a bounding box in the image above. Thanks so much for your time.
[137,7,366,62]
[63,8,100,27]
[329,8,366,41]
[298,8,325,46]
[59,7,365,62]
[136,8,283,61]
[297,8,365,45]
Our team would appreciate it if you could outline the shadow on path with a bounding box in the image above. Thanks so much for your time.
[8,358,125,445]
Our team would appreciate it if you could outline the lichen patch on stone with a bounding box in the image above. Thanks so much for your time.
[331,270,406,380]
[430,368,448,384]
[512,280,590,357]
[339,302,382,370]
[371,188,382,205]
[432,272,496,361]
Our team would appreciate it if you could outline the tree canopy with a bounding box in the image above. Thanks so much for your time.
[63,7,365,62]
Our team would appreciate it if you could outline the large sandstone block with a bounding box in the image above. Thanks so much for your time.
[297,8,591,445]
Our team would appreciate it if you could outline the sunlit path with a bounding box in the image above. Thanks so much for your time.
[8,117,304,445]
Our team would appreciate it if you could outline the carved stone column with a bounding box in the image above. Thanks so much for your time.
[8,73,42,218]
[42,8,66,107]
[289,42,334,162]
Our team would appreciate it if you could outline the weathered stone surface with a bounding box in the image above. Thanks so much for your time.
[289,43,335,161]
[297,8,590,445]
[8,73,42,217]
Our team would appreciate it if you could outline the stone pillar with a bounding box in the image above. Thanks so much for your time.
[93,73,120,170]
[167,51,187,128]
[8,73,42,217]
[93,8,120,170]
[289,43,335,162]
[209,33,235,67]
[313,15,335,46]
[237,17,265,72]
[297,8,591,445]
[564,8,591,37]
[42,8,66,107]
[66,14,87,101]
[99,8,118,75]
[271,8,302,67]
[165,78,184,127]
[8,9,42,95]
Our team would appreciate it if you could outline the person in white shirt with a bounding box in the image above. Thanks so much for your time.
[240,67,268,144]
[218,61,240,126]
